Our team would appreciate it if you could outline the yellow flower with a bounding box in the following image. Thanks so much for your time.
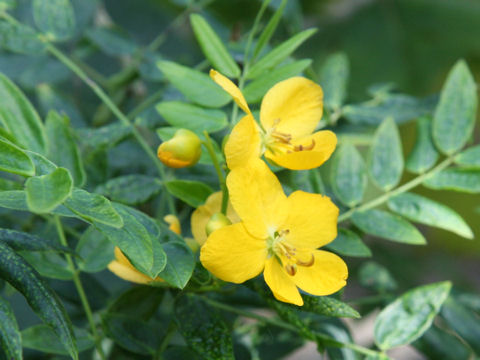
[108,247,164,285]
[164,214,181,235]
[210,70,337,170]
[191,191,240,246]
[157,128,201,168]
[200,159,347,306]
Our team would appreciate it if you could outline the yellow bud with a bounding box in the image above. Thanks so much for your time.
[157,129,201,168]
[184,237,200,252]
[205,212,232,236]
[163,214,181,235]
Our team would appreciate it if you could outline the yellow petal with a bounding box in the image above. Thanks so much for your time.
[260,77,323,138]
[226,159,288,239]
[210,69,250,114]
[263,257,303,306]
[108,247,163,284]
[224,114,262,170]
[292,250,347,296]
[284,191,338,249]
[164,214,181,235]
[265,130,337,170]
[191,192,239,246]
[200,223,267,283]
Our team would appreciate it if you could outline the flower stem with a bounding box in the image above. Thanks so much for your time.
[202,296,382,357]
[338,155,455,223]
[53,216,106,360]
[202,131,228,214]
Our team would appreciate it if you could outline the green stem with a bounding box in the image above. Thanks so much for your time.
[202,131,228,214]
[338,155,455,223]
[53,216,106,360]
[153,321,177,360]
[202,297,381,357]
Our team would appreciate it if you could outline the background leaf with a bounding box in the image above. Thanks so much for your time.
[368,117,403,191]
[95,174,162,205]
[423,168,480,193]
[0,138,35,176]
[0,295,21,360]
[157,242,194,289]
[75,227,114,273]
[325,228,372,258]
[190,14,240,78]
[454,145,480,169]
[406,116,439,174]
[165,180,213,207]
[432,60,477,155]
[319,52,349,110]
[32,0,76,41]
[374,281,451,350]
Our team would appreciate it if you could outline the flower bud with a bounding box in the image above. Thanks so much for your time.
[157,129,201,168]
[205,212,232,236]
[164,214,181,235]
[184,237,200,253]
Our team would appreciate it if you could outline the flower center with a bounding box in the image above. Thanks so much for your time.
[262,119,315,156]
[268,229,315,276]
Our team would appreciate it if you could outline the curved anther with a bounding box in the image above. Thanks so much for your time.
[294,139,316,152]
[285,263,297,276]
[296,253,315,267]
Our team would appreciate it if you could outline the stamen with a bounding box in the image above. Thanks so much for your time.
[285,264,297,276]
[294,139,316,152]
[296,253,315,267]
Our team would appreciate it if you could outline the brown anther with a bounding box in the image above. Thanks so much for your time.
[285,264,297,276]
[296,253,315,267]
[294,139,316,152]
[272,131,292,144]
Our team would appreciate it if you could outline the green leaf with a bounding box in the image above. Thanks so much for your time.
[358,261,397,293]
[85,27,137,56]
[247,28,317,79]
[243,59,311,103]
[0,228,72,253]
[157,242,194,289]
[325,228,372,257]
[21,251,72,280]
[45,111,86,186]
[388,192,473,239]
[32,0,76,41]
[95,204,153,276]
[414,324,471,360]
[165,180,213,207]
[157,60,231,108]
[0,295,21,360]
[441,297,480,354]
[0,138,35,176]
[343,94,436,125]
[0,0,16,10]
[331,143,367,207]
[432,60,477,155]
[25,167,73,214]
[190,14,240,78]
[351,209,426,245]
[374,281,452,350]
[107,286,164,320]
[22,324,94,355]
[319,52,349,110]
[175,294,234,360]
[0,73,47,154]
[0,241,77,360]
[455,145,480,169]
[301,295,360,319]
[423,168,480,193]
[252,0,287,59]
[156,101,228,133]
[0,21,44,54]
[406,116,439,174]
[76,123,131,150]
[64,188,123,228]
[26,150,57,175]
[76,227,114,273]
[368,117,403,191]
[95,174,162,205]
[0,190,75,217]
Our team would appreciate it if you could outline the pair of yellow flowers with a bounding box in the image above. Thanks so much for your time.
[109,70,348,306]
[196,71,348,306]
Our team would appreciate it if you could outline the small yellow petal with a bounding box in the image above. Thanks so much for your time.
[285,191,339,250]
[260,77,323,138]
[191,192,239,246]
[200,223,267,283]
[292,250,348,296]
[226,159,288,239]
[210,69,251,115]
[265,130,337,170]
[224,114,262,169]
[109,247,163,284]
[164,214,181,235]
[263,257,303,306]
